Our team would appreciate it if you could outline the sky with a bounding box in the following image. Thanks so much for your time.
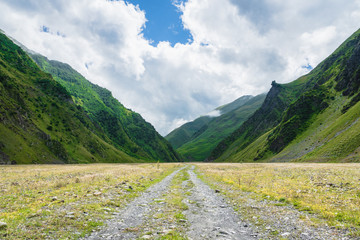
[126,0,193,46]
[0,0,360,135]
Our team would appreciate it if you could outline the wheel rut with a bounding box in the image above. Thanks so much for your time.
[184,167,254,240]
[85,167,185,240]
[85,166,253,239]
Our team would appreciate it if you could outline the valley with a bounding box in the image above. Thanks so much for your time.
[1,4,360,240]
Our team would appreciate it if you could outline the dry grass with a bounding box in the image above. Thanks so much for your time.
[0,163,180,239]
[195,163,360,233]
[140,167,190,240]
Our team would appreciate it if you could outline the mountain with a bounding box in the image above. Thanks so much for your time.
[166,94,265,161]
[29,54,179,162]
[0,32,135,164]
[166,95,254,149]
[215,95,254,114]
[0,32,178,164]
[210,28,360,163]
[166,116,213,150]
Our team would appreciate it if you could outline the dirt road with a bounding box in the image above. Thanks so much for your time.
[184,167,253,239]
[85,166,349,239]
[85,166,253,239]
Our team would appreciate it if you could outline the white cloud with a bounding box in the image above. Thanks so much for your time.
[0,0,360,135]
[206,110,221,117]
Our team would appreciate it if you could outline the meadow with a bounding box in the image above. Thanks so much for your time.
[195,163,360,236]
[1,163,360,239]
[0,163,180,239]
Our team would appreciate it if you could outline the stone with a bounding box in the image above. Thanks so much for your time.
[163,229,172,234]
[93,191,102,196]
[301,232,310,237]
[27,213,39,219]
[0,222,7,229]
[281,232,291,237]
[51,196,58,201]
[219,230,229,235]
[141,235,152,239]
[65,213,75,219]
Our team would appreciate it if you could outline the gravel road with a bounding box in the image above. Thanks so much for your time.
[84,166,253,239]
[184,167,254,240]
[85,167,184,240]
[85,165,346,240]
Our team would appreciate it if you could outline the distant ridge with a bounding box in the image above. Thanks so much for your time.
[166,94,265,161]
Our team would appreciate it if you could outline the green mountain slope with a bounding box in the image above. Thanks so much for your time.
[165,95,255,149]
[178,94,266,161]
[211,28,360,162]
[216,95,253,114]
[166,95,265,161]
[166,116,213,149]
[0,32,138,164]
[29,54,179,162]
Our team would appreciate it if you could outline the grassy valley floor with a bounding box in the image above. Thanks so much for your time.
[0,163,359,239]
[195,163,360,238]
[0,163,181,239]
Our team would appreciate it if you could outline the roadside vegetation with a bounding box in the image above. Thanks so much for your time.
[140,167,191,239]
[0,163,180,239]
[195,163,360,237]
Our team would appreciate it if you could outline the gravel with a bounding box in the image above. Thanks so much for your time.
[209,179,353,240]
[84,165,352,240]
[184,167,254,240]
[84,167,185,240]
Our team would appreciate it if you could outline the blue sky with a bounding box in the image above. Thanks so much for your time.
[126,0,192,46]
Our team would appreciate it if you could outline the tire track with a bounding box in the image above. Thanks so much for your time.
[184,167,254,240]
[85,167,185,240]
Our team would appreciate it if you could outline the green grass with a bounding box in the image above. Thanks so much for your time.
[272,92,360,162]
[139,167,190,240]
[196,163,360,237]
[0,163,180,239]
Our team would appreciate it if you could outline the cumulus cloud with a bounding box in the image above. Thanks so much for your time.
[0,0,360,135]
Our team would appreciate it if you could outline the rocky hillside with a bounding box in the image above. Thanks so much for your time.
[210,28,360,162]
